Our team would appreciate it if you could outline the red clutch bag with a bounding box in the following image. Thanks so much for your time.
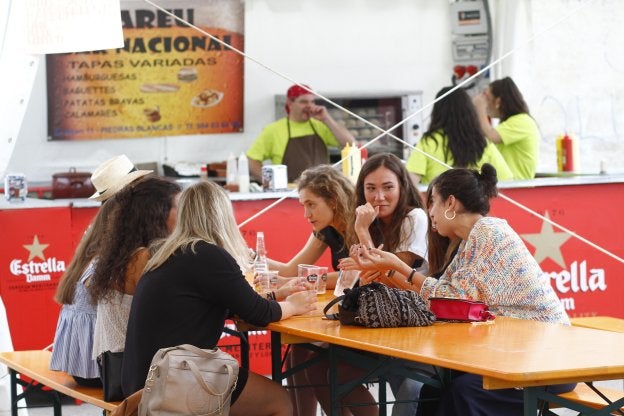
[429,297,495,322]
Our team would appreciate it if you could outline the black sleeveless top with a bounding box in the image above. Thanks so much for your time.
[313,226,348,271]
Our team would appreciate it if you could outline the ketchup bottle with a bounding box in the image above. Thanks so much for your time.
[561,134,575,172]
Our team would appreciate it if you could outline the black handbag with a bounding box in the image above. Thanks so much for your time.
[323,281,436,328]
[98,351,124,402]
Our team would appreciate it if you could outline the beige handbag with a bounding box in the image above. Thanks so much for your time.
[139,344,239,416]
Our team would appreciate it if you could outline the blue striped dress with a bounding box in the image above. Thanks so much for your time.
[50,261,100,379]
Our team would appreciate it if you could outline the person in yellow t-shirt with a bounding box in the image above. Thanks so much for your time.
[406,86,513,185]
[473,77,540,180]
[247,84,355,183]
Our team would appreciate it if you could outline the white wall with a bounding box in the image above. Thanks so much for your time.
[5,0,623,181]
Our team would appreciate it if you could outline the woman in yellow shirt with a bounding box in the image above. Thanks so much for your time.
[406,86,512,184]
[473,77,540,180]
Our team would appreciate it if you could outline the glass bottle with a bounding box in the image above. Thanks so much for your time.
[254,231,268,273]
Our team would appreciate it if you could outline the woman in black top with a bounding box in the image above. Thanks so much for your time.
[267,164,356,290]
[122,181,316,416]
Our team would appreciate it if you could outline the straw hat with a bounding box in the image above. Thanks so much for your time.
[89,155,153,201]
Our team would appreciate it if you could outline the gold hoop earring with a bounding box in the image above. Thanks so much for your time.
[444,208,456,220]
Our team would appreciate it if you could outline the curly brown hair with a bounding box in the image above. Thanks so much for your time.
[89,176,181,303]
[297,165,356,245]
[352,153,425,252]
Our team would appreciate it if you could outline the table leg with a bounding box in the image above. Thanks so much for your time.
[523,387,539,416]
[271,331,282,383]
[9,369,17,416]
[328,345,340,416]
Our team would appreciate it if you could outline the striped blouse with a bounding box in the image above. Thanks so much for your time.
[50,261,100,379]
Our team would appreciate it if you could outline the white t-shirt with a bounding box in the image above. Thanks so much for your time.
[395,208,429,274]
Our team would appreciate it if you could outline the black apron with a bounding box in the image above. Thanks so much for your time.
[282,119,329,182]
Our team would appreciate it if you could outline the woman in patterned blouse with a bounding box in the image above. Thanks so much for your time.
[348,163,573,416]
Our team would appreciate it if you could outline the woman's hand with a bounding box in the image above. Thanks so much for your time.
[254,274,292,289]
[275,277,309,300]
[281,290,317,317]
[472,92,487,114]
[359,270,382,285]
[338,255,358,270]
[354,202,378,232]
[358,246,403,271]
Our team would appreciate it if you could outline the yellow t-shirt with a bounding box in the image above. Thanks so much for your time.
[495,113,540,180]
[406,130,513,184]
[246,118,339,164]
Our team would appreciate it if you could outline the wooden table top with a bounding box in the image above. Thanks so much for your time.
[268,314,624,389]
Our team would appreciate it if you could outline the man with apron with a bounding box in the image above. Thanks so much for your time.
[247,84,355,183]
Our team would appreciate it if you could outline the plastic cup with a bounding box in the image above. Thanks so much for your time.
[256,270,278,296]
[315,266,328,295]
[334,269,360,296]
[298,264,320,293]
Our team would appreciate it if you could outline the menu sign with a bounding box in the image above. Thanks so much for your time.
[46,0,244,140]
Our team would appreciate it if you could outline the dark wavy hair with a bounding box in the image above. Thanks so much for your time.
[425,182,460,278]
[89,176,181,302]
[489,77,530,122]
[422,86,487,168]
[432,163,498,216]
[352,153,424,252]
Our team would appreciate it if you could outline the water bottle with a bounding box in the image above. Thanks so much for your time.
[254,231,268,273]
[237,152,250,193]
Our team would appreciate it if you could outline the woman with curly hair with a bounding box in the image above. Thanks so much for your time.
[90,176,181,362]
[406,86,512,185]
[264,165,377,416]
[268,164,356,289]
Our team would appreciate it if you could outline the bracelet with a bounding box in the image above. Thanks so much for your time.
[386,270,396,278]
[266,291,276,301]
[407,269,417,284]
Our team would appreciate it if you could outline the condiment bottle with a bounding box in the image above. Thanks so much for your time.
[199,165,208,181]
[237,152,250,193]
[226,153,238,185]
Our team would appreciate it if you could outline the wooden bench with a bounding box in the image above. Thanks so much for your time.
[554,383,624,414]
[0,350,119,416]
[549,317,624,414]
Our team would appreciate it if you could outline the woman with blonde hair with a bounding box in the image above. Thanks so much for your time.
[122,181,316,415]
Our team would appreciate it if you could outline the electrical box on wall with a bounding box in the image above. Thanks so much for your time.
[449,0,491,89]
[450,0,488,35]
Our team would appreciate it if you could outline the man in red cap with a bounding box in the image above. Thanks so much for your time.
[247,84,355,183]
